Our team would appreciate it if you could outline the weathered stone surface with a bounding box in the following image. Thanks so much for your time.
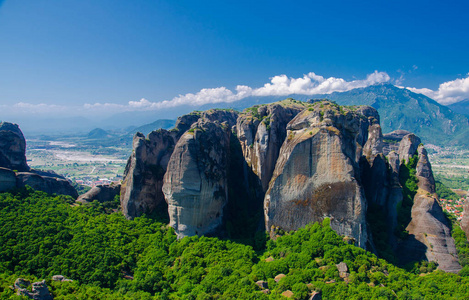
[16,172,78,198]
[16,279,53,300]
[274,274,286,282]
[336,262,348,273]
[265,102,373,247]
[163,119,232,238]
[462,198,469,241]
[399,144,461,273]
[77,184,120,204]
[255,280,268,289]
[121,109,238,220]
[398,134,421,164]
[0,122,29,172]
[52,275,72,282]
[281,290,294,298]
[236,102,304,191]
[0,167,16,192]
[120,130,176,219]
[363,124,383,160]
[14,278,30,289]
[415,145,435,194]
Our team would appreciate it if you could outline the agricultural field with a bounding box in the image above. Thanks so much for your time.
[427,145,469,191]
[26,135,132,187]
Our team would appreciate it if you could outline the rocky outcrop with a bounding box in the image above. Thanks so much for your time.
[77,184,120,204]
[0,167,17,192]
[397,133,421,164]
[236,101,305,191]
[399,145,461,273]
[264,101,374,247]
[0,122,78,197]
[120,130,176,219]
[163,119,232,238]
[120,109,238,219]
[15,278,53,300]
[0,122,29,172]
[16,171,78,198]
[462,198,469,240]
[382,130,412,155]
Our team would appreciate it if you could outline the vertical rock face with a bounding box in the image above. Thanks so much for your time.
[398,133,421,164]
[0,167,17,192]
[264,102,374,247]
[400,145,461,273]
[16,172,79,198]
[120,130,176,219]
[0,122,29,172]
[120,109,238,219]
[462,198,469,240]
[236,101,305,191]
[163,119,232,238]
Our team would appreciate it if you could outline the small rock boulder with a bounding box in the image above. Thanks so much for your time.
[77,184,120,204]
[255,280,268,289]
[281,290,294,298]
[274,273,286,282]
[309,291,322,300]
[15,279,53,300]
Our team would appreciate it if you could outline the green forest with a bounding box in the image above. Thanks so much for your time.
[1,187,469,299]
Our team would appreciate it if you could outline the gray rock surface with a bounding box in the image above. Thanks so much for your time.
[16,172,78,198]
[399,144,461,273]
[16,279,53,300]
[163,119,232,238]
[264,102,374,247]
[398,134,421,164]
[0,167,17,192]
[236,102,305,191]
[77,184,120,204]
[120,130,176,219]
[462,198,469,241]
[0,122,29,172]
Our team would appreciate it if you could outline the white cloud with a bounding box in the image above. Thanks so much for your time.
[1,71,391,117]
[407,74,469,105]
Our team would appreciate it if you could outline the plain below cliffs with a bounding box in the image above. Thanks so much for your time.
[0,122,77,198]
[119,100,461,272]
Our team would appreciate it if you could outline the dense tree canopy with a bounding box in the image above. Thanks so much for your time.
[0,188,468,299]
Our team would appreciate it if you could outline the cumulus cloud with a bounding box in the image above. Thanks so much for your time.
[1,71,391,117]
[407,74,469,105]
[81,70,390,112]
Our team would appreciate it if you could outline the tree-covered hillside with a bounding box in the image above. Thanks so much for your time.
[1,188,469,299]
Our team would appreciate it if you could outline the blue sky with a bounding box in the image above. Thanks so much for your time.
[1,0,469,118]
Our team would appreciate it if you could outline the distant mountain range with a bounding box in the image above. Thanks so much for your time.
[449,99,469,116]
[313,84,469,146]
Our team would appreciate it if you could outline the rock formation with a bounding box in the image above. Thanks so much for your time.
[236,100,306,191]
[264,101,374,247]
[16,171,78,198]
[163,118,232,238]
[0,122,77,197]
[77,184,120,204]
[120,109,238,219]
[0,122,29,172]
[462,198,469,240]
[119,99,462,272]
[398,144,461,272]
[120,130,176,218]
[15,278,53,300]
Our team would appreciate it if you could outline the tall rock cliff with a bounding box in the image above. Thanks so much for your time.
[0,122,29,172]
[398,144,461,272]
[236,100,306,191]
[162,118,232,238]
[120,109,238,219]
[264,101,374,248]
[120,129,176,219]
